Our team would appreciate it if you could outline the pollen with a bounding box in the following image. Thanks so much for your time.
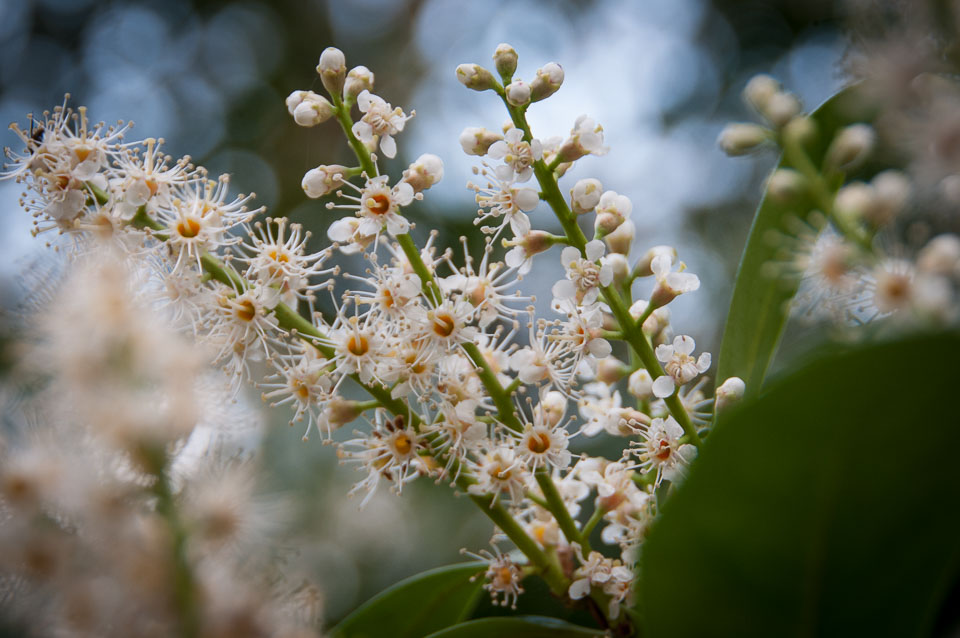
[235,299,257,322]
[526,431,552,454]
[366,193,391,215]
[393,432,413,455]
[431,312,457,337]
[176,217,202,238]
[347,334,370,356]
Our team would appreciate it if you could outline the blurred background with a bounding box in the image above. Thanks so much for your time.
[0,0,848,623]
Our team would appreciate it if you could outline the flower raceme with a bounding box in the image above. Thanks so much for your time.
[0,44,787,633]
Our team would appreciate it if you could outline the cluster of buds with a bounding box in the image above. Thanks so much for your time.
[721,74,960,325]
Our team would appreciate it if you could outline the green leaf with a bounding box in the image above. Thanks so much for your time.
[425,616,605,637]
[331,562,486,638]
[716,85,878,395]
[641,333,960,637]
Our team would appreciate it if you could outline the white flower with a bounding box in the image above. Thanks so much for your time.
[551,240,612,306]
[515,418,571,471]
[469,164,539,237]
[594,190,632,235]
[626,416,697,485]
[570,178,603,215]
[352,90,413,159]
[487,128,542,182]
[468,446,528,505]
[652,335,710,398]
[558,115,608,162]
[328,174,415,237]
[650,253,700,308]
[505,80,531,106]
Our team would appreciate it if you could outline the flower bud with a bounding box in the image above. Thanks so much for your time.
[782,115,817,147]
[825,124,875,172]
[402,153,444,193]
[293,94,334,127]
[536,391,567,427]
[605,219,635,255]
[717,123,769,156]
[504,230,554,272]
[459,127,502,156]
[302,164,347,198]
[317,47,347,97]
[715,377,746,412]
[606,253,630,285]
[344,65,374,100]
[918,234,960,276]
[570,178,603,214]
[634,245,675,277]
[867,170,911,226]
[596,357,627,384]
[766,168,807,203]
[456,64,497,91]
[762,92,801,128]
[628,369,654,401]
[505,80,531,107]
[530,62,564,102]
[285,90,309,116]
[743,74,780,113]
[833,182,874,226]
[493,43,518,79]
[326,398,362,428]
[594,190,632,236]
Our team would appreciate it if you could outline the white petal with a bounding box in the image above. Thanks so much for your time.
[514,187,540,211]
[674,335,695,355]
[652,376,676,398]
[380,134,397,159]
[654,344,673,362]
[569,578,592,600]
[509,211,531,236]
[651,253,670,278]
[697,352,711,372]
[599,265,614,287]
[588,338,612,358]
[585,239,605,262]
[561,246,580,267]
[553,279,576,299]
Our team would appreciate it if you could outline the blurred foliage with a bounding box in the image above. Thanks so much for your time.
[641,332,960,637]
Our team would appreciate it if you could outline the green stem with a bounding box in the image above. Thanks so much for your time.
[462,342,523,433]
[580,505,607,554]
[535,469,582,547]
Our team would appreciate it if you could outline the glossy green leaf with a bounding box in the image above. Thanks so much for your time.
[331,562,485,638]
[716,85,878,395]
[425,616,605,637]
[641,333,960,637]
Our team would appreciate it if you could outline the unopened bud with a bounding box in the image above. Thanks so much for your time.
[493,43,518,79]
[285,90,309,116]
[344,65,375,100]
[302,164,347,199]
[606,253,630,285]
[536,391,567,427]
[718,123,770,156]
[570,178,603,214]
[762,92,801,128]
[634,245,675,277]
[317,47,347,97]
[596,357,627,384]
[868,170,911,227]
[825,124,875,172]
[402,153,444,193]
[530,62,564,102]
[715,377,746,411]
[459,127,503,156]
[326,398,362,427]
[918,234,960,276]
[782,115,817,147]
[833,182,874,226]
[628,369,654,401]
[605,219,635,255]
[293,94,334,127]
[767,168,807,203]
[456,63,497,91]
[505,80,531,107]
[743,74,780,113]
